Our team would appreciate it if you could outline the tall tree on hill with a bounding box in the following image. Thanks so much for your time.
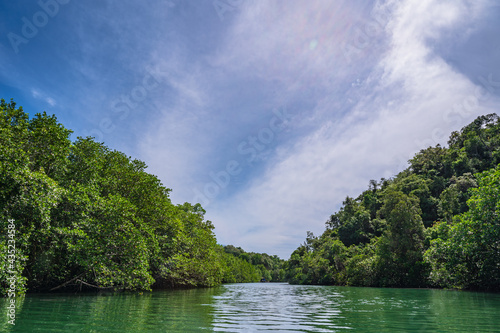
[375,189,427,287]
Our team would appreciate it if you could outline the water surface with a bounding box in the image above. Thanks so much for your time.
[1,283,499,332]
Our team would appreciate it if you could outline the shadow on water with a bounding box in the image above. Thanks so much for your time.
[0,288,224,332]
[1,283,499,332]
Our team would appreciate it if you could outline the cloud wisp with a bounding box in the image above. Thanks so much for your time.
[202,0,499,258]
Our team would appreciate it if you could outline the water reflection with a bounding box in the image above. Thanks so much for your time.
[212,283,349,332]
[1,283,499,332]
[0,288,219,332]
[210,283,500,332]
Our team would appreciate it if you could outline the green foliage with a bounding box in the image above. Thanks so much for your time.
[26,111,73,180]
[393,174,438,227]
[448,114,500,174]
[410,145,450,177]
[425,166,500,291]
[286,113,500,291]
[0,102,66,294]
[374,189,427,287]
[344,239,377,286]
[222,245,286,282]
[437,173,477,222]
[284,232,348,285]
[333,197,373,246]
[219,246,261,283]
[0,99,254,295]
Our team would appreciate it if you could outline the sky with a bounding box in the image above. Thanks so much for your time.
[1,0,500,259]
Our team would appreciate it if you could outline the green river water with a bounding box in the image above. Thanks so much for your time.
[1,283,499,332]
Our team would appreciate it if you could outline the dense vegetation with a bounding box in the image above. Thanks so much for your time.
[0,99,273,296]
[285,114,500,291]
[223,245,286,282]
[2,98,498,295]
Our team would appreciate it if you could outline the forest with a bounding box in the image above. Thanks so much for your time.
[0,99,282,296]
[285,113,500,291]
[1,98,498,295]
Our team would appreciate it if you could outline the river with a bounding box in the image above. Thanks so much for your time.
[1,283,499,332]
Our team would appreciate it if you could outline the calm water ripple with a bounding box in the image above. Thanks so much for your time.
[1,283,499,332]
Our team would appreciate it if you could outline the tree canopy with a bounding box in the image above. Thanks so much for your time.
[0,99,276,295]
[285,113,500,292]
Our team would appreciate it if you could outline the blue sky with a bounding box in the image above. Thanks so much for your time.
[1,0,500,258]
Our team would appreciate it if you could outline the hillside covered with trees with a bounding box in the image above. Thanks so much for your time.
[284,114,500,291]
[0,99,274,296]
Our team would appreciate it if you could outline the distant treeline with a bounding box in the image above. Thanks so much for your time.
[284,114,500,292]
[0,99,279,296]
[222,245,286,282]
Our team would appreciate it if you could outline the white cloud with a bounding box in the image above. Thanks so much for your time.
[134,1,366,205]
[135,54,217,204]
[208,0,498,258]
[31,89,56,107]
[211,1,373,101]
